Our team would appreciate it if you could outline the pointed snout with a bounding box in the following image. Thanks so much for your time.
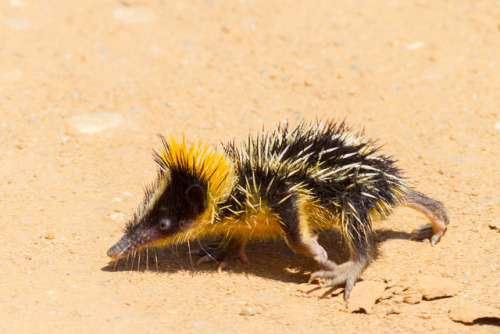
[107,234,133,259]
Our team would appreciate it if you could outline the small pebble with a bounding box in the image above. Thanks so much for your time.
[240,306,256,316]
[402,291,422,304]
[66,112,125,135]
[386,307,401,315]
[110,213,127,223]
[407,41,424,50]
[418,313,432,320]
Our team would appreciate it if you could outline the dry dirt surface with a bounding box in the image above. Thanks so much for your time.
[1,0,499,333]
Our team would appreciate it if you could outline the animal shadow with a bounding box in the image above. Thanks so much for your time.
[102,228,422,284]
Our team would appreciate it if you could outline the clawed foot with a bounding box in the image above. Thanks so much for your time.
[308,259,364,299]
[192,242,248,272]
[410,223,446,246]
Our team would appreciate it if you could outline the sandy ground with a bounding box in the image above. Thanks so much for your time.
[1,0,499,333]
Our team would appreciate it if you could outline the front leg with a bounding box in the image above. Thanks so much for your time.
[276,194,334,277]
[194,237,248,272]
[280,193,373,300]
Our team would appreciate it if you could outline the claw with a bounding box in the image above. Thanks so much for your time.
[308,269,333,284]
[430,231,445,246]
[216,248,249,272]
[410,223,446,245]
[196,254,218,266]
[308,258,367,299]
[308,271,321,284]
[409,223,433,240]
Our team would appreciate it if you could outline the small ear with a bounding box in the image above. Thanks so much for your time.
[185,184,204,216]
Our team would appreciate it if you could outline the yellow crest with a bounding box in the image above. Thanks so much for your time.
[156,135,236,204]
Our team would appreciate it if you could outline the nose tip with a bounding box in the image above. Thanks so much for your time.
[107,246,118,258]
[107,235,132,259]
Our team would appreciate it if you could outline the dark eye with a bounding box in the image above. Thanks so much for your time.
[160,219,171,230]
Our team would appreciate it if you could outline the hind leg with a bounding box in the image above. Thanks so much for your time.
[403,189,450,245]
